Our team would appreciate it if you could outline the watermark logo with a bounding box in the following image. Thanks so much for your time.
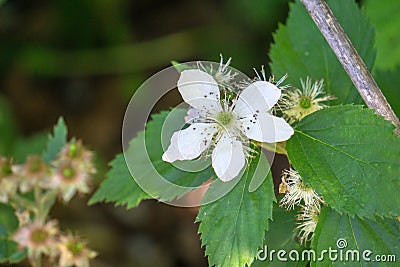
[336,238,347,249]
[257,238,397,263]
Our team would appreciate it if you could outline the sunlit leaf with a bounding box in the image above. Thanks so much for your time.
[287,105,400,218]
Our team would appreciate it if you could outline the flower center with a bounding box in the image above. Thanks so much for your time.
[299,96,312,109]
[67,240,84,256]
[62,166,76,180]
[31,228,49,244]
[217,112,234,126]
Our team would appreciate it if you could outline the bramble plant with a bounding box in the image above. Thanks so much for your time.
[91,0,400,266]
[1,0,400,266]
[0,119,96,267]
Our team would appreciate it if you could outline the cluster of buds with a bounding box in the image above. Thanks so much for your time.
[279,168,325,245]
[12,217,96,267]
[0,140,97,266]
[0,140,95,204]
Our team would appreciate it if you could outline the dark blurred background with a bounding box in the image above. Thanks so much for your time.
[0,0,291,266]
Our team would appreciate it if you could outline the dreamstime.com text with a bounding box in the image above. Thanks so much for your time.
[257,238,396,263]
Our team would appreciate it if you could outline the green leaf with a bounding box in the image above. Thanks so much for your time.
[0,204,25,264]
[0,204,18,238]
[374,67,400,117]
[270,0,375,104]
[0,239,26,264]
[252,204,308,267]
[43,117,67,163]
[286,105,400,218]
[196,152,275,267]
[365,0,400,70]
[89,153,150,208]
[127,109,214,201]
[311,207,400,267]
[90,109,214,207]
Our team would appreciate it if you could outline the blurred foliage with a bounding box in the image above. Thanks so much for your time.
[0,96,18,155]
[365,0,400,71]
[364,0,400,119]
[0,94,49,163]
[0,94,59,163]
[0,0,290,80]
[374,67,400,117]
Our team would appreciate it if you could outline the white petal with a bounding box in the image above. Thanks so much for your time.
[162,123,218,162]
[241,113,294,143]
[178,69,222,114]
[212,135,246,182]
[184,108,201,123]
[233,81,281,117]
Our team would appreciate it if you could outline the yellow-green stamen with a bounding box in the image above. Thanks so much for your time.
[217,112,234,126]
[31,228,48,244]
[299,96,312,109]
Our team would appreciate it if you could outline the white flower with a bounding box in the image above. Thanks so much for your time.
[162,69,294,182]
[184,107,201,123]
[279,77,335,124]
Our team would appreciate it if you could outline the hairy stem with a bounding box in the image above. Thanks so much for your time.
[300,0,400,135]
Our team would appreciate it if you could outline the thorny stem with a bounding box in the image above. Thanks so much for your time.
[300,0,400,135]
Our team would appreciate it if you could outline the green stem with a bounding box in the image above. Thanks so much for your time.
[33,187,46,223]
[8,194,37,212]
[33,253,42,267]
[38,189,58,221]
